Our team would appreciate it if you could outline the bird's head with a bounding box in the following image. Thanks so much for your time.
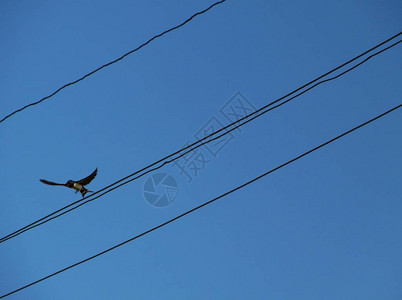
[65,180,74,187]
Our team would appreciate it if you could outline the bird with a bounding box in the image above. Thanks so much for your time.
[40,168,98,198]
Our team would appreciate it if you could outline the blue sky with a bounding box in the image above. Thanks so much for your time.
[1,0,401,299]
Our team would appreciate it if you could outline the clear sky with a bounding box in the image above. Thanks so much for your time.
[1,0,401,299]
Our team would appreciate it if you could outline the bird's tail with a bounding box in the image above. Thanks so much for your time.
[80,187,93,198]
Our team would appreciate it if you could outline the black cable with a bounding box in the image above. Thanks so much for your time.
[1,35,400,244]
[0,0,228,124]
[1,103,400,299]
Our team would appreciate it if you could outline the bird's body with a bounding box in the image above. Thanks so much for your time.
[72,182,83,191]
[40,168,98,198]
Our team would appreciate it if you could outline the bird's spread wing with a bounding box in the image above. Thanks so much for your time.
[77,168,98,185]
[40,179,65,186]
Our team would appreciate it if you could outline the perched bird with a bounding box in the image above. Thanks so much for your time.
[40,168,98,198]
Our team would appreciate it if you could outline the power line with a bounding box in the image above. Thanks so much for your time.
[0,0,228,124]
[1,37,400,244]
[1,34,400,244]
[1,103,400,299]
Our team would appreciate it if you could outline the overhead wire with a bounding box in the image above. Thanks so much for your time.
[0,34,400,244]
[0,0,228,124]
[1,102,400,299]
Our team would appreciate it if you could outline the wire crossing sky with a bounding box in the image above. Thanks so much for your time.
[0,0,228,124]
[1,33,399,244]
[1,103,400,299]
